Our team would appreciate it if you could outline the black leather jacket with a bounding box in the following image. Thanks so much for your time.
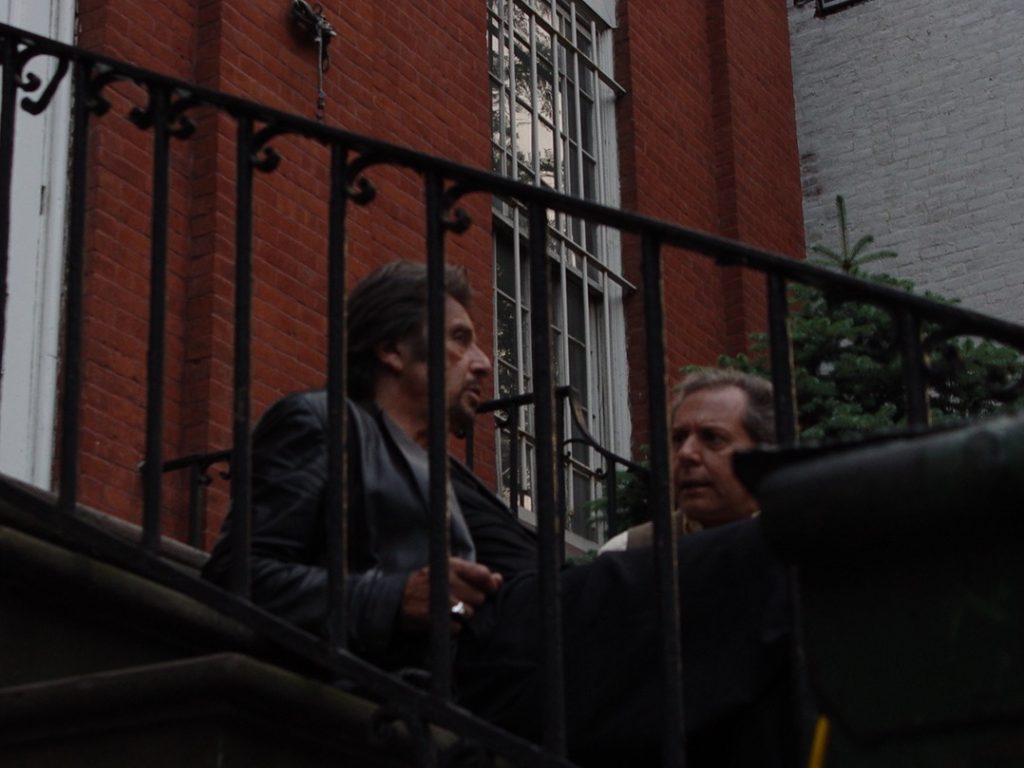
[202,391,476,667]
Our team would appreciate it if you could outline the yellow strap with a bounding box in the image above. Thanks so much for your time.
[808,715,831,768]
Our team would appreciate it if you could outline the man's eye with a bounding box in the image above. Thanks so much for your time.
[702,432,727,448]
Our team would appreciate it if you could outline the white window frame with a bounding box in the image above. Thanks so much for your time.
[489,0,629,549]
[0,0,75,489]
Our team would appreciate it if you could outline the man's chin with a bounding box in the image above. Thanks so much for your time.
[684,506,748,529]
[679,500,726,526]
[449,405,478,436]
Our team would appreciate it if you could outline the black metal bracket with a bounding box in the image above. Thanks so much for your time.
[291,0,336,121]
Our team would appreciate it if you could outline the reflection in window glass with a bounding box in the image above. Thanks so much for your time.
[488,0,624,547]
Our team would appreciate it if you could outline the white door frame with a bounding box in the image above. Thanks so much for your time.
[0,0,75,488]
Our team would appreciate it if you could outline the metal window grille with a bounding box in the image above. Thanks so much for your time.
[488,0,628,546]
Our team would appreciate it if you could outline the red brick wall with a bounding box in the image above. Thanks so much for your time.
[616,0,804,448]
[66,0,802,542]
[709,0,805,352]
[73,0,492,543]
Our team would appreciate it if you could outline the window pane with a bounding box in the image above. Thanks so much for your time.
[569,469,594,537]
[519,306,532,379]
[497,294,518,367]
[580,90,595,150]
[495,232,516,294]
[490,0,621,548]
[498,359,519,400]
[538,122,556,189]
[514,41,532,103]
[569,340,587,403]
[537,44,555,125]
[566,278,585,339]
[499,428,513,502]
[515,104,533,176]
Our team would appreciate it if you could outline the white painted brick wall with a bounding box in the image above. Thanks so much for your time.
[789,0,1024,323]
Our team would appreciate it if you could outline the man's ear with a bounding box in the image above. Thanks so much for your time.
[376,339,406,376]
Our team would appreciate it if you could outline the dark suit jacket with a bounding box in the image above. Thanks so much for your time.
[202,391,475,667]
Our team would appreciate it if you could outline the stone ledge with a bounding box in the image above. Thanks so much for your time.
[0,653,435,767]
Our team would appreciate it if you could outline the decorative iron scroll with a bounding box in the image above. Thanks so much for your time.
[129,86,201,140]
[11,43,69,115]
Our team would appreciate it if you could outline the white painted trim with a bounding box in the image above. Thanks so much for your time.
[582,0,616,29]
[0,0,75,489]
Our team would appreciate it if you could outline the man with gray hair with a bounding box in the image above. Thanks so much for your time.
[602,368,774,551]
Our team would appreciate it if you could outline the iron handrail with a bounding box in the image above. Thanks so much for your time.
[159,387,649,551]
[468,387,648,544]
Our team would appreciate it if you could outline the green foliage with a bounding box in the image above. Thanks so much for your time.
[720,196,1024,442]
[583,462,651,538]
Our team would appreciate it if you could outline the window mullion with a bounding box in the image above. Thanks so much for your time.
[580,256,596,497]
[550,8,565,233]
[505,0,519,182]
[557,242,572,513]
[590,17,606,218]
[601,269,616,451]
[529,14,540,181]
[512,212,529,509]
[569,6,587,251]
[512,215,526,411]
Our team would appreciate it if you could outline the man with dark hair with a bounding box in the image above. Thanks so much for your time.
[204,260,500,664]
[204,261,793,766]
[346,260,474,404]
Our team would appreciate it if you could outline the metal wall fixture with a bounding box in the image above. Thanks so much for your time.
[793,0,873,15]
[291,0,336,120]
[815,0,871,15]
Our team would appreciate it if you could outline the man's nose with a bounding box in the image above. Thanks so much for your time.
[470,344,492,378]
[675,435,701,464]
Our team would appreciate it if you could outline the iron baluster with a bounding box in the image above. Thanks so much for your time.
[186,461,207,548]
[640,233,686,768]
[130,84,202,543]
[424,169,453,700]
[57,60,94,517]
[509,406,521,513]
[765,273,815,762]
[324,142,350,652]
[898,309,930,428]
[225,116,284,598]
[555,388,567,566]
[137,85,171,552]
[527,202,566,758]
[154,449,231,547]
[228,115,256,597]
[767,274,798,444]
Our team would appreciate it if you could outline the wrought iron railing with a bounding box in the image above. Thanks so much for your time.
[157,449,231,550]
[3,20,1024,768]
[162,388,647,556]
[465,387,648,549]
